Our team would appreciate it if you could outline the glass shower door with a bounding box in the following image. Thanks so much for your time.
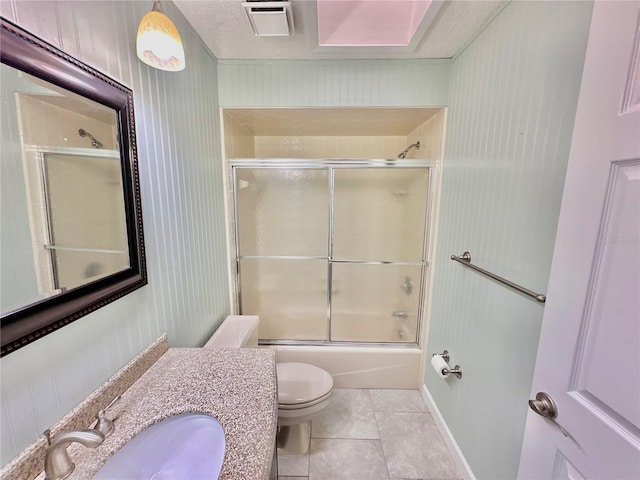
[331,168,429,343]
[330,263,422,342]
[235,168,329,340]
[43,152,129,291]
[234,163,430,345]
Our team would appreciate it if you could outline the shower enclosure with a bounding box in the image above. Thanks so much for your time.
[233,159,433,345]
[39,149,128,291]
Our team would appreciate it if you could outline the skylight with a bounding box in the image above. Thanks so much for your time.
[317,0,434,47]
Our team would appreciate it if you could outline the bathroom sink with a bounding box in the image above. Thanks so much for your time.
[94,413,225,479]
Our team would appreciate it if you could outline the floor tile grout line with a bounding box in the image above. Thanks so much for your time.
[311,436,381,440]
[311,437,382,443]
[372,406,393,480]
[377,437,393,480]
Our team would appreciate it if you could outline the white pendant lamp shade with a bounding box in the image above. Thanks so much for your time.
[137,0,185,72]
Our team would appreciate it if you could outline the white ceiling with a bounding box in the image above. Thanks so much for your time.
[174,0,509,60]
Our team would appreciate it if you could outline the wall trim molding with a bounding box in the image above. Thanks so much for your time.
[421,383,476,480]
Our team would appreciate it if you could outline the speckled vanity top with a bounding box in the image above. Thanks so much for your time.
[50,347,277,480]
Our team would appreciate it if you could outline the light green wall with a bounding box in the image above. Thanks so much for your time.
[218,59,450,107]
[425,1,593,478]
[0,0,229,465]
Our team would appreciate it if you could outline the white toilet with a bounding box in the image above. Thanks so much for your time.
[204,315,334,454]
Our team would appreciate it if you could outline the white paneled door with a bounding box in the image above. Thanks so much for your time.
[519,2,640,479]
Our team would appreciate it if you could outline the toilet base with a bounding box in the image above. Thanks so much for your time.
[277,421,311,455]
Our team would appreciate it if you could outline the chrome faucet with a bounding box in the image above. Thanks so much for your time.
[43,429,104,480]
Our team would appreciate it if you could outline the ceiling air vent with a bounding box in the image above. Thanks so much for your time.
[241,1,294,37]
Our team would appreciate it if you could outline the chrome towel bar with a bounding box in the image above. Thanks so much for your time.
[451,252,546,304]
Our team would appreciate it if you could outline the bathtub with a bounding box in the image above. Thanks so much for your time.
[267,344,423,389]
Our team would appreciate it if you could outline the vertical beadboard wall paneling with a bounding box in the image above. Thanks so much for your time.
[217,59,451,107]
[0,1,229,465]
[425,2,593,479]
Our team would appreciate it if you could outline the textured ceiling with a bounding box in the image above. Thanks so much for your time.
[174,0,509,60]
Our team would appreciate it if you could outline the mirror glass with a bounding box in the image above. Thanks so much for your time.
[1,66,130,315]
[1,18,146,356]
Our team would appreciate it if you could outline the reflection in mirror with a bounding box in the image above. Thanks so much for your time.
[1,66,130,315]
[1,18,146,355]
[41,152,128,291]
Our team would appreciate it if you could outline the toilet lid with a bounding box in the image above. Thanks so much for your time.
[277,362,334,405]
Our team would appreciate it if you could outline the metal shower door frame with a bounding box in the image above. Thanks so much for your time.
[35,146,123,292]
[231,158,435,347]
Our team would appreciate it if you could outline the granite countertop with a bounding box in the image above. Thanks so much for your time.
[58,347,278,480]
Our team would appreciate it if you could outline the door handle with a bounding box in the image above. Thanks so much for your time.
[528,391,557,419]
[528,392,569,437]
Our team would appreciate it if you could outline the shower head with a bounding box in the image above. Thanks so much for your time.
[397,141,420,159]
[78,128,103,149]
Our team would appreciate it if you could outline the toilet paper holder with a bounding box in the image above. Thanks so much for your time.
[433,350,463,379]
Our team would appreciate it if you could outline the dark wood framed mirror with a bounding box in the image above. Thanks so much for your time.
[1,18,147,356]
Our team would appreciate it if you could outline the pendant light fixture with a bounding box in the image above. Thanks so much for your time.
[136,0,185,72]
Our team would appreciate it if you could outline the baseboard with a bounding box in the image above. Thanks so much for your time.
[421,384,476,480]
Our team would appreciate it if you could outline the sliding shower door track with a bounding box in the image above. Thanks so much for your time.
[259,339,421,348]
[330,259,426,266]
[230,158,435,168]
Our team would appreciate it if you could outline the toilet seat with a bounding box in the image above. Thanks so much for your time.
[277,362,334,407]
[278,389,333,410]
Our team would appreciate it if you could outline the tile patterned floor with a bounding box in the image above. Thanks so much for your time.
[277,389,461,480]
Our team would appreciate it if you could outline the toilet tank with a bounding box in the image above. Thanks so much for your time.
[204,315,259,348]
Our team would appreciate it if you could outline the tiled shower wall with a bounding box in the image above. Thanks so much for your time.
[0,0,229,465]
[425,1,594,478]
[223,113,255,158]
[252,135,408,159]
[407,110,446,161]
